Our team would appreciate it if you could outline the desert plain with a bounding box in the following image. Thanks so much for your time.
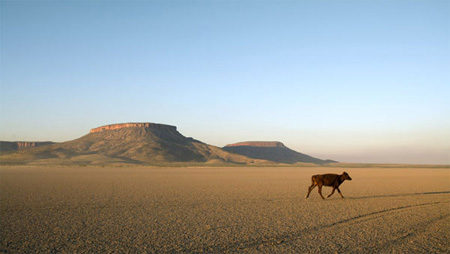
[0,166,449,253]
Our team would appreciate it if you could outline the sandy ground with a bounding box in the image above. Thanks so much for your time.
[1,166,449,253]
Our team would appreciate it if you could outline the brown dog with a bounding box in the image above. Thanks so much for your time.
[305,172,352,199]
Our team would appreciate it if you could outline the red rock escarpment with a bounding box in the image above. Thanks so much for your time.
[225,141,285,148]
[90,122,176,133]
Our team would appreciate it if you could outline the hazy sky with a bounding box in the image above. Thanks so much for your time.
[1,0,449,164]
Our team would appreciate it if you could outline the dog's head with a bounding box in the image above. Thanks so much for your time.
[342,171,352,181]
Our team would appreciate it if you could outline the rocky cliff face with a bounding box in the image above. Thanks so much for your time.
[0,141,54,153]
[90,123,176,133]
[16,142,52,149]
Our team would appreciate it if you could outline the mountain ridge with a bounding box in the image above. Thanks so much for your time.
[0,123,268,166]
[0,122,333,166]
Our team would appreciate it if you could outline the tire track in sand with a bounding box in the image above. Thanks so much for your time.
[375,213,449,253]
[179,201,445,253]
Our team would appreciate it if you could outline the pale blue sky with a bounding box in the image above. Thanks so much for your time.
[1,0,449,164]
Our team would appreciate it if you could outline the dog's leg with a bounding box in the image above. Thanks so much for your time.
[305,184,316,199]
[337,187,344,198]
[318,185,325,199]
[327,187,336,198]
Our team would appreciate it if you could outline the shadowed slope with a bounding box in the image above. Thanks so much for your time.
[223,141,335,164]
[0,123,266,165]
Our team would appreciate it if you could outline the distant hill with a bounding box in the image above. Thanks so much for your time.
[0,141,54,153]
[223,141,336,164]
[0,123,267,166]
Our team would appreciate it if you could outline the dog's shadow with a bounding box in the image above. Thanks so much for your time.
[347,191,450,200]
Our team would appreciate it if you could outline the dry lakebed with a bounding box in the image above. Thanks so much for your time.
[1,166,449,253]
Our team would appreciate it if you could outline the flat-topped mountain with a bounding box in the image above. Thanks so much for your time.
[223,141,335,164]
[0,122,267,166]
